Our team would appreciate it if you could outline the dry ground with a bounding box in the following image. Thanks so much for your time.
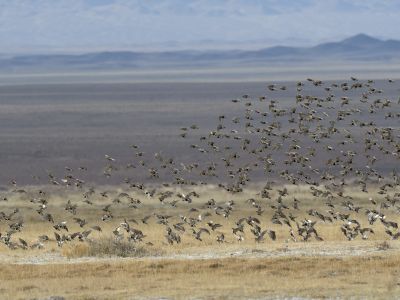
[1,184,400,299]
[1,246,400,299]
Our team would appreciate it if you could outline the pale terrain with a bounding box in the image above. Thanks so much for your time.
[0,77,399,299]
[1,185,400,299]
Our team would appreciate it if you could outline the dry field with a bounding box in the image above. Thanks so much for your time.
[1,184,400,299]
[2,249,400,300]
[0,78,399,299]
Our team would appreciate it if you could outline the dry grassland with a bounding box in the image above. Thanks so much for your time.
[1,251,400,299]
[1,184,400,299]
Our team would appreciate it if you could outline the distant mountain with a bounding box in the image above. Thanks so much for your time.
[1,34,400,72]
[308,34,400,59]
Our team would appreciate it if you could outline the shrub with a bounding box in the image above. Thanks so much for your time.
[376,241,390,251]
[62,237,160,258]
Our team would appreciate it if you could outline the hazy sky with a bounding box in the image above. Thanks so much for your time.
[1,0,399,53]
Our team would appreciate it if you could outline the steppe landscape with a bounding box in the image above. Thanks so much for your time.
[0,76,399,299]
[2,1,400,299]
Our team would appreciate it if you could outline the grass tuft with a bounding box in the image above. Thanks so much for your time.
[376,241,391,251]
[62,237,161,258]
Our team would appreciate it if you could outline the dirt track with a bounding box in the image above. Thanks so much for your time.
[1,240,398,265]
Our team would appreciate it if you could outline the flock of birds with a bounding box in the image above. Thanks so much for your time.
[0,77,399,251]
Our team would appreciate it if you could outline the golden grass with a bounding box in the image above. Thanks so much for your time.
[61,243,90,258]
[1,183,399,298]
[2,183,398,247]
[1,252,400,299]
[62,236,161,259]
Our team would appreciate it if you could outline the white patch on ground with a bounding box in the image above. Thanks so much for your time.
[0,241,398,265]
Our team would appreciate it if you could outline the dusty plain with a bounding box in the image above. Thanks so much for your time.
[0,78,399,299]
[0,185,400,299]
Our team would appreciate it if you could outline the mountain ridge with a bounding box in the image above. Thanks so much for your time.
[1,34,400,71]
